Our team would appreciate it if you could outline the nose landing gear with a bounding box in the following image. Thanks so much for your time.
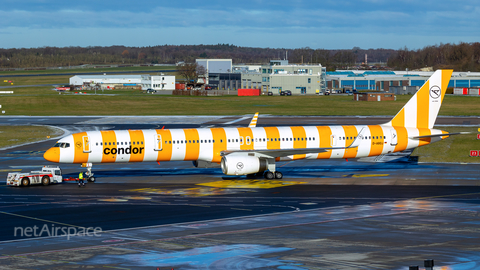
[82,163,95,182]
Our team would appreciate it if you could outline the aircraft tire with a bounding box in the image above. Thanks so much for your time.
[274,171,283,179]
[88,176,96,183]
[265,171,274,180]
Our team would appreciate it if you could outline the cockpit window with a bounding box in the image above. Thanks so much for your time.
[53,142,70,148]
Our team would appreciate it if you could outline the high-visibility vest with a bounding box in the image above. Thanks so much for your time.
[79,172,83,180]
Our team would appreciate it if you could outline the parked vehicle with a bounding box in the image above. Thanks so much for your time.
[146,88,156,93]
[280,90,292,96]
[7,166,63,187]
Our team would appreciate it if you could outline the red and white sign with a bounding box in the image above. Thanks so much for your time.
[470,150,479,157]
[477,134,480,140]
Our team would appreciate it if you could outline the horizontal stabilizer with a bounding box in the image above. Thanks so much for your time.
[410,132,471,140]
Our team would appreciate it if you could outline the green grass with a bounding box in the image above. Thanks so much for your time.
[0,75,69,86]
[413,127,480,163]
[0,126,64,148]
[0,65,177,75]
[1,92,480,116]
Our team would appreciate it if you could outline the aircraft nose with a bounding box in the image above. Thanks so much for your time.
[44,148,60,163]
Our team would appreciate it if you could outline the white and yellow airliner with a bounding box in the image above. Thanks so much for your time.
[44,70,459,180]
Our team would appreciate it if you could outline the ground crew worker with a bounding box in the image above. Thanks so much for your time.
[78,172,85,187]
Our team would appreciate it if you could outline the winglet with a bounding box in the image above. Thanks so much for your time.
[248,112,259,128]
[347,128,365,148]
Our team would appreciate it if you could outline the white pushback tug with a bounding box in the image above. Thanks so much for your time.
[6,166,63,187]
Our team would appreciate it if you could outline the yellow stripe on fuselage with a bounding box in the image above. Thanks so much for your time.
[184,129,200,161]
[211,128,227,163]
[368,125,384,156]
[316,126,333,159]
[101,130,117,163]
[73,132,89,163]
[264,127,280,150]
[128,130,145,162]
[342,125,358,158]
[291,126,306,160]
[417,128,432,147]
[237,127,254,151]
[393,126,408,152]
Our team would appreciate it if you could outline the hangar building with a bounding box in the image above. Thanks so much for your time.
[69,75,175,91]
[327,70,480,93]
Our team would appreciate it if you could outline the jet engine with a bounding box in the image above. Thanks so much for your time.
[221,155,267,175]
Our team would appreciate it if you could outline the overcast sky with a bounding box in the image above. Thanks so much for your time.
[1,0,479,50]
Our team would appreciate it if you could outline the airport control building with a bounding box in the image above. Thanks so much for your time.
[248,60,327,95]
[198,59,327,95]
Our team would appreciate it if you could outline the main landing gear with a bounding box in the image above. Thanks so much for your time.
[264,171,283,180]
[261,158,283,179]
[243,158,284,180]
[246,170,283,179]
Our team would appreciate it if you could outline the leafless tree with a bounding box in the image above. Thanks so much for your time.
[178,62,199,88]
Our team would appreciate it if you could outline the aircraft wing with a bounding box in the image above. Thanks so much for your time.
[222,128,365,159]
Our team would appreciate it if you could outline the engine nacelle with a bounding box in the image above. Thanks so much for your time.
[221,155,267,175]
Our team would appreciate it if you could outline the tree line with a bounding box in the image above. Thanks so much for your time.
[387,42,480,72]
[0,43,478,71]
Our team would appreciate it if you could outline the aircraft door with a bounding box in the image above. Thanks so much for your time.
[154,134,163,151]
[390,129,398,146]
[331,134,337,146]
[82,136,91,153]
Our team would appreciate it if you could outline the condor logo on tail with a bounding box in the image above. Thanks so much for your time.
[430,85,441,100]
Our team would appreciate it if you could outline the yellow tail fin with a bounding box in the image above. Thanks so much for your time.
[386,69,453,129]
